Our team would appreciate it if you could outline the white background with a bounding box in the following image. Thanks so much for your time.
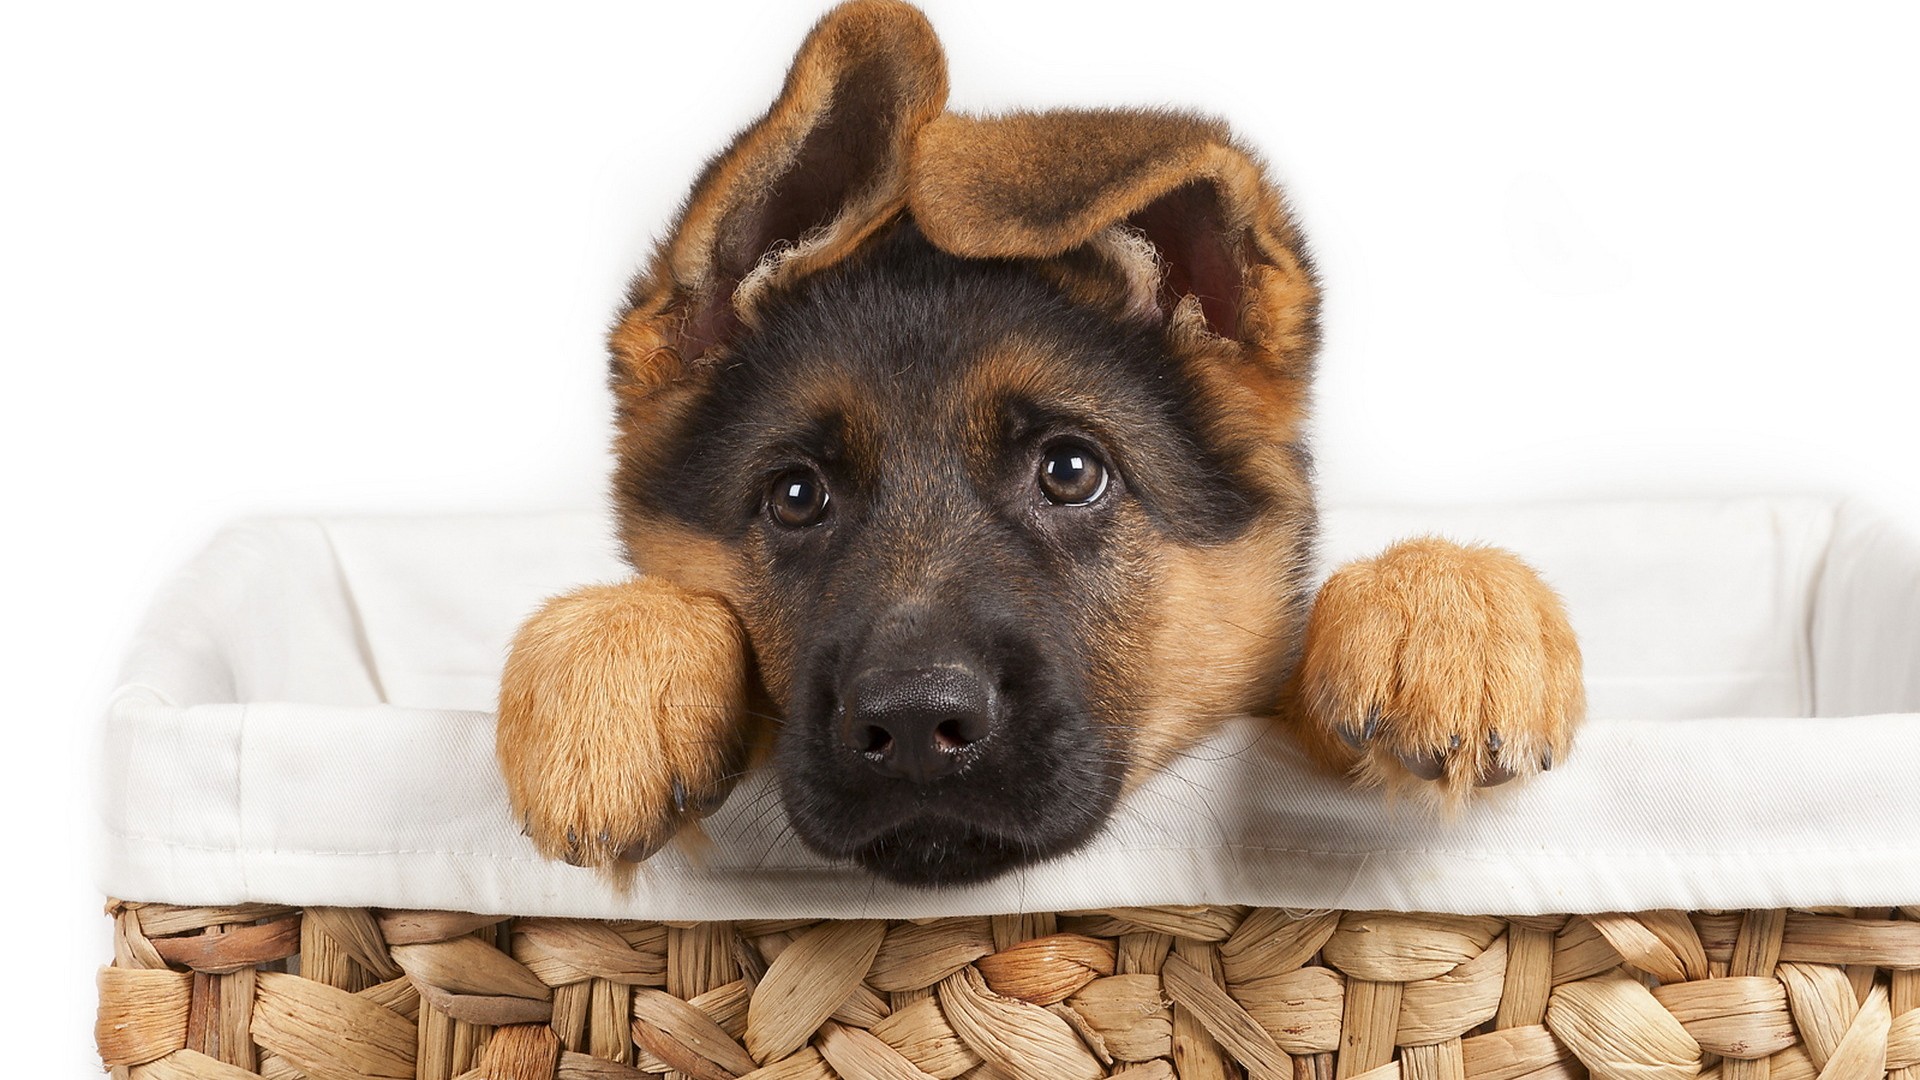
[4,1,1915,1072]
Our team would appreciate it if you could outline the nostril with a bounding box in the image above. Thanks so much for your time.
[932,718,969,751]
[842,663,997,781]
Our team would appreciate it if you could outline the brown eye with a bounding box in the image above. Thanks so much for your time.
[1038,441,1108,505]
[768,469,830,527]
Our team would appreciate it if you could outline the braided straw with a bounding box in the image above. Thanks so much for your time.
[96,902,1920,1080]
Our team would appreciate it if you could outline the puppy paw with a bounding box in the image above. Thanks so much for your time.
[1292,538,1584,801]
[496,577,753,867]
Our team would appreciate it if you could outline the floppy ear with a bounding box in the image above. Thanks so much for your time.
[611,0,948,388]
[908,110,1318,375]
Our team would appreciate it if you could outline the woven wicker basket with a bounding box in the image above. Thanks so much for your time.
[97,902,1919,1080]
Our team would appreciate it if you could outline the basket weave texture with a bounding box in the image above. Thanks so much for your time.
[97,903,1920,1080]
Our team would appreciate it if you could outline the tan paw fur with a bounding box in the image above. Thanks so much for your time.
[497,576,753,867]
[1290,538,1585,801]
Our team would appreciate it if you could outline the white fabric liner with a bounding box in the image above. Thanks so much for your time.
[99,498,1920,919]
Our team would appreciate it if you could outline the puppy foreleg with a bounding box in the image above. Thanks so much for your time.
[1285,538,1584,801]
[496,576,756,866]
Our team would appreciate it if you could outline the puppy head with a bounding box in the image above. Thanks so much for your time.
[608,1,1320,885]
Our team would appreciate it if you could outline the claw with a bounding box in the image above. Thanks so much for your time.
[563,828,586,867]
[519,812,531,838]
[1476,731,1517,786]
[1398,749,1448,781]
[1339,706,1382,750]
[1540,750,1554,772]
[672,778,688,815]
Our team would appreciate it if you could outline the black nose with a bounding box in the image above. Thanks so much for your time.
[843,665,995,783]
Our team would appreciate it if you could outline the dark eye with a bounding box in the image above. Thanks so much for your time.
[767,469,830,527]
[1038,441,1109,505]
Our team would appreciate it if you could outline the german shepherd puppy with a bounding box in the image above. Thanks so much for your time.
[497,0,1584,886]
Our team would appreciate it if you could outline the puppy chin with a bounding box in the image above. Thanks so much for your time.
[781,773,1125,887]
[799,814,1094,887]
[847,820,1032,886]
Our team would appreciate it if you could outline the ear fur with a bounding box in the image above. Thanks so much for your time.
[908,109,1319,372]
[610,0,948,390]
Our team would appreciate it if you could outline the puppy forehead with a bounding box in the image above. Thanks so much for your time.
[746,332,1133,468]
[959,337,1121,422]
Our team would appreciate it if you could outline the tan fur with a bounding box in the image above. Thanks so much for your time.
[1176,324,1314,506]
[1288,539,1586,803]
[621,521,745,602]
[1130,522,1312,784]
[497,577,761,866]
